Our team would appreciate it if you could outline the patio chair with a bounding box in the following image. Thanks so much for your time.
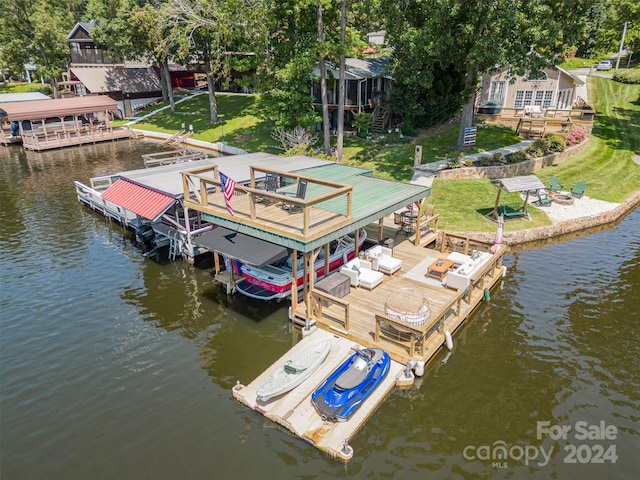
[570,180,587,198]
[256,172,280,204]
[534,189,553,207]
[281,178,308,212]
[549,176,563,193]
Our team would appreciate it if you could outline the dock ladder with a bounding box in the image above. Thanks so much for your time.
[168,229,181,261]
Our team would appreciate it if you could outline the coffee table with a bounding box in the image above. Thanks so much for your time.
[426,259,454,281]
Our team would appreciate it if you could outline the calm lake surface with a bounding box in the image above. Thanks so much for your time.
[1,141,638,480]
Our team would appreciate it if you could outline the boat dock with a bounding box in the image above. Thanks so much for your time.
[232,328,404,461]
[233,234,506,460]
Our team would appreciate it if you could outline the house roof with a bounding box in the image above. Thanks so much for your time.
[71,66,162,94]
[556,66,585,86]
[0,96,118,121]
[67,21,95,41]
[314,57,392,81]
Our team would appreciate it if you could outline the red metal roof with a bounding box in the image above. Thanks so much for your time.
[102,179,175,221]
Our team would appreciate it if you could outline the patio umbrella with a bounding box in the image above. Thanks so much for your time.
[491,213,504,254]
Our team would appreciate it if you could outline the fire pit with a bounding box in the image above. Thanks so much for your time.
[552,194,575,205]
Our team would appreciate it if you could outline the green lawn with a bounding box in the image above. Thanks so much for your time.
[428,77,640,232]
[535,77,640,203]
[130,93,280,153]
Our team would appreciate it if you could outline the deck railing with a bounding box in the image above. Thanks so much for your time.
[21,125,132,151]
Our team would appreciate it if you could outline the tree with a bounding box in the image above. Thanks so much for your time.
[383,0,594,149]
[594,0,640,58]
[0,0,83,95]
[88,1,177,111]
[162,0,261,123]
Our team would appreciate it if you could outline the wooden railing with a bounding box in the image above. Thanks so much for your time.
[310,290,351,333]
[21,125,131,151]
[181,164,354,238]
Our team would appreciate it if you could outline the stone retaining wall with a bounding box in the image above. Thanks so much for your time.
[439,189,640,248]
[437,139,590,180]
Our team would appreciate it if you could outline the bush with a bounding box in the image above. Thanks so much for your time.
[544,134,566,153]
[613,69,640,85]
[509,150,528,163]
[564,127,587,146]
[527,139,546,157]
[491,152,506,164]
[479,155,491,166]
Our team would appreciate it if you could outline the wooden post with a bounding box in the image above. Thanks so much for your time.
[290,250,298,311]
[414,145,423,167]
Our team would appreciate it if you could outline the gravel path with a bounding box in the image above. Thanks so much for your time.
[526,192,620,223]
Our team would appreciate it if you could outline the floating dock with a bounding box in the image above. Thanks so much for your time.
[232,328,404,461]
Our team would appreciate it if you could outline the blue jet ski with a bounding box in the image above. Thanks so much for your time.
[311,347,390,422]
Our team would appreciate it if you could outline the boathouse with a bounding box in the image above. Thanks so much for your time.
[0,96,132,150]
[75,152,335,260]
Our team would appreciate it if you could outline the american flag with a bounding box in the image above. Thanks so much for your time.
[219,172,236,216]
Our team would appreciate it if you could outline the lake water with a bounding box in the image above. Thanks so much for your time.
[1,141,638,479]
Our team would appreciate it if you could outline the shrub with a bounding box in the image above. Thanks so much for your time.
[479,155,491,166]
[491,152,505,165]
[527,139,546,157]
[613,69,640,85]
[509,150,528,163]
[545,134,566,152]
[464,159,473,167]
[564,127,587,146]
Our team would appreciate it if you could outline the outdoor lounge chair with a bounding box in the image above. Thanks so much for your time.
[534,190,553,207]
[549,176,563,193]
[571,180,587,198]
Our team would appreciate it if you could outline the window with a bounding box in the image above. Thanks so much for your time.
[514,90,553,108]
[488,81,505,103]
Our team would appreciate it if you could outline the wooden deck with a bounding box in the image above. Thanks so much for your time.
[234,238,507,461]
[294,239,507,366]
[20,125,132,151]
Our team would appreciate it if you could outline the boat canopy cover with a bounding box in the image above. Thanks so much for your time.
[196,227,289,267]
[0,96,118,121]
[102,179,176,221]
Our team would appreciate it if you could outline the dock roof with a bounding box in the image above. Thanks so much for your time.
[0,95,118,121]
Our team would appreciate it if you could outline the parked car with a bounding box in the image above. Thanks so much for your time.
[596,60,613,71]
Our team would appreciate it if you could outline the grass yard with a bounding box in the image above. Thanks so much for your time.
[534,77,640,203]
[0,82,50,94]
[129,93,279,153]
[425,77,640,232]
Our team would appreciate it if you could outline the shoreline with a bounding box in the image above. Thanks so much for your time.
[443,188,640,248]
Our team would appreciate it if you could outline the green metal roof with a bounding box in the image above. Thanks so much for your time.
[202,162,430,252]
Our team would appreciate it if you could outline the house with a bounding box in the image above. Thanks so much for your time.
[311,57,394,131]
[366,31,386,46]
[478,66,586,114]
[66,21,192,118]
